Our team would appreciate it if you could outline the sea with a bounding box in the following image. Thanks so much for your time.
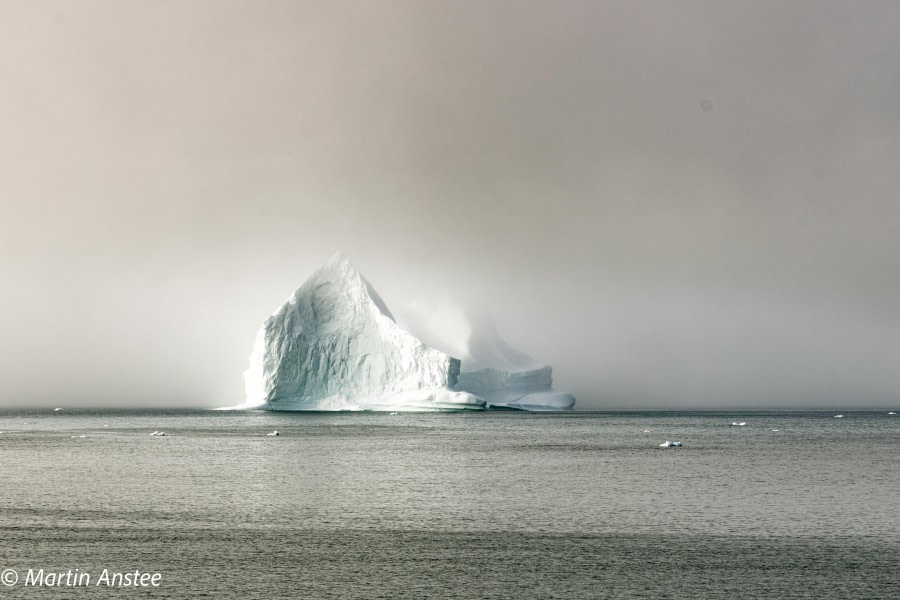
[0,409,897,599]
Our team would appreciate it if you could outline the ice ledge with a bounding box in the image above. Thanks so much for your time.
[485,391,576,411]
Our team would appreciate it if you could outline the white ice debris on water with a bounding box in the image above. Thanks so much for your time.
[659,441,683,448]
[396,300,575,411]
[242,253,484,412]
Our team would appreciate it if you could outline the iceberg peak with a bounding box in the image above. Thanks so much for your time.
[292,251,395,323]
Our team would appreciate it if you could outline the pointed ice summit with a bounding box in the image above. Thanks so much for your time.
[243,253,484,411]
[396,301,576,411]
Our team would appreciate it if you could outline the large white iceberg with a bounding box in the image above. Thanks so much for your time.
[243,253,484,411]
[396,301,576,411]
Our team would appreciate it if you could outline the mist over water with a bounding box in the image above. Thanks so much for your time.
[2,2,900,409]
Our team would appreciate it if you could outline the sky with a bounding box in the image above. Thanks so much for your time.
[1,1,898,409]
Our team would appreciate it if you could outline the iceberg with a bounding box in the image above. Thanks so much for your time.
[243,253,484,411]
[396,301,576,411]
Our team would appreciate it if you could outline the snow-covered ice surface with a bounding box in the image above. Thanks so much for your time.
[242,253,484,411]
[396,301,576,411]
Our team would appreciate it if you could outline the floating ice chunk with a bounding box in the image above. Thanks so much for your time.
[659,441,683,448]
[834,414,844,418]
[266,430,280,436]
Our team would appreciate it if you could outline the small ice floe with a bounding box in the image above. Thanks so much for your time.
[888,412,896,415]
[149,431,167,436]
[643,429,651,433]
[834,414,844,418]
[771,429,780,432]
[70,435,87,439]
[266,430,279,436]
[389,412,399,416]
[659,440,683,448]
[53,408,63,412]
[731,422,747,426]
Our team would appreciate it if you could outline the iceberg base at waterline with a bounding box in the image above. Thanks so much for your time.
[265,387,486,412]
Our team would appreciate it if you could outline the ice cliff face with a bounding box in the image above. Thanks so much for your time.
[243,254,484,411]
[396,302,576,411]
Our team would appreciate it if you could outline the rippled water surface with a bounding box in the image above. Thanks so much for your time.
[0,410,897,598]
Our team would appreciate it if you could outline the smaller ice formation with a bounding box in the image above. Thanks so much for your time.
[659,441,683,448]
[396,301,575,410]
[266,430,280,436]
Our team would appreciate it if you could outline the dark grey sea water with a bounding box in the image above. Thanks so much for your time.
[0,410,897,598]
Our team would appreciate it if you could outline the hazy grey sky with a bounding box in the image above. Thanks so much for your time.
[1,1,898,409]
